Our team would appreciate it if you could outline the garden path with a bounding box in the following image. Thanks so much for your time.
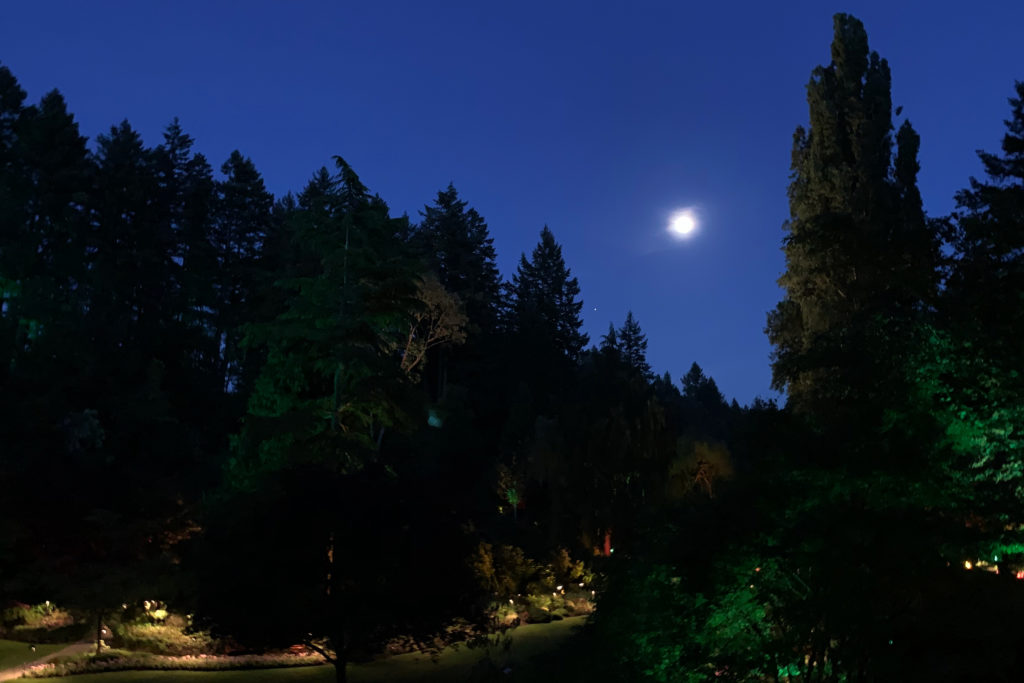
[0,641,93,681]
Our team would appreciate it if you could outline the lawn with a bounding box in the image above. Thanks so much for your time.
[31,617,587,682]
[0,640,65,670]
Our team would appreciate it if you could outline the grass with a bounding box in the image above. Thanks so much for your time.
[36,617,587,682]
[0,639,65,669]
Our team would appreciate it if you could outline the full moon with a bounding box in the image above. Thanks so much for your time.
[668,209,698,238]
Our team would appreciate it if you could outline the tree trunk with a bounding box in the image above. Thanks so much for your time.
[94,611,103,655]
[333,656,347,683]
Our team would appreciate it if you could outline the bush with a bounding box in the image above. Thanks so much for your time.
[564,596,595,616]
[112,617,216,655]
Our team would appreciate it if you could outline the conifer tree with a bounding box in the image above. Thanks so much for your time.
[599,322,619,355]
[210,150,273,395]
[154,119,218,359]
[618,310,652,379]
[207,158,467,683]
[511,226,588,362]
[415,184,501,333]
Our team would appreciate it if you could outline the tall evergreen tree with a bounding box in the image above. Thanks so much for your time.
[0,77,97,603]
[511,226,588,362]
[765,13,938,421]
[414,184,501,333]
[680,362,723,407]
[618,310,651,379]
[152,119,227,486]
[154,119,218,350]
[210,150,273,396]
[202,158,476,683]
[599,322,619,355]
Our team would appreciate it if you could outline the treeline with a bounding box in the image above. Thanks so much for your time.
[4,10,1023,681]
[0,58,752,679]
[589,14,1024,683]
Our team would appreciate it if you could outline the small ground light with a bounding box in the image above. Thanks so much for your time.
[964,561,973,570]
[579,582,584,587]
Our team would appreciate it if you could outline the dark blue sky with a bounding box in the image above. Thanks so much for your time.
[3,1,1022,403]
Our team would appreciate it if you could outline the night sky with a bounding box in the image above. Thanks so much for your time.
[3,1,1022,403]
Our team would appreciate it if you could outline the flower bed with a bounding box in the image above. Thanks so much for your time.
[23,650,325,678]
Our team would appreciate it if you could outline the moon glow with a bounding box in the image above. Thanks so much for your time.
[668,209,698,239]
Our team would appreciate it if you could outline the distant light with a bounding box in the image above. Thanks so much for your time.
[509,599,514,605]
[556,585,563,591]
[578,582,584,587]
[964,561,972,570]
[668,209,698,239]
